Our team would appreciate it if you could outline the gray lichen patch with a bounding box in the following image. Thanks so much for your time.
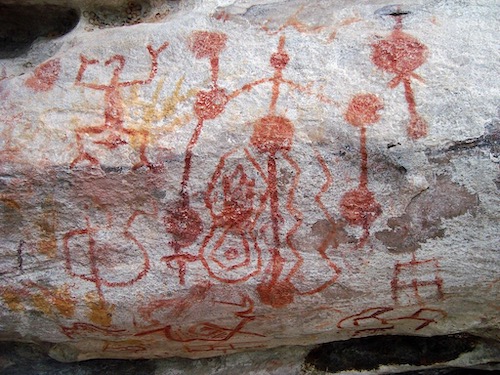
[375,175,479,253]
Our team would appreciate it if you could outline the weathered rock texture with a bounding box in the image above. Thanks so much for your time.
[1,335,499,374]
[0,0,499,366]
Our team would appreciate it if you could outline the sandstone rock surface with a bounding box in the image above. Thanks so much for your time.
[0,0,498,364]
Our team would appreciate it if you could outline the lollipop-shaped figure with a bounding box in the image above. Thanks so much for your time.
[340,93,383,248]
[247,36,303,308]
[182,31,229,197]
[371,15,428,139]
[163,31,228,285]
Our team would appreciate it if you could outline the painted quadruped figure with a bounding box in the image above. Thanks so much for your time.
[71,42,169,170]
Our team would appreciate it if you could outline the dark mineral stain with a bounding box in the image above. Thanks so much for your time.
[375,5,411,17]
[311,219,354,246]
[494,176,500,191]
[484,116,500,162]
[376,175,479,253]
[0,198,23,237]
[426,115,500,161]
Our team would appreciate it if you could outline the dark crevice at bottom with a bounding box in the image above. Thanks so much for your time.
[304,334,482,373]
[0,341,156,375]
[386,367,499,375]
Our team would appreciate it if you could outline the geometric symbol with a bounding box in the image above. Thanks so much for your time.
[392,254,444,305]
[201,228,262,283]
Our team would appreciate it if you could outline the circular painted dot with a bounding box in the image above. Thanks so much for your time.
[345,93,383,127]
[270,51,289,70]
[189,31,227,59]
[164,203,203,248]
[194,88,229,120]
[372,32,427,76]
[340,187,381,227]
[224,247,239,261]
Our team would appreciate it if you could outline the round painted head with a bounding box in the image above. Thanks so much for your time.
[194,88,229,120]
[250,115,294,154]
[270,51,290,70]
[164,203,203,248]
[371,32,427,76]
[345,93,384,127]
[340,187,382,228]
[189,31,228,59]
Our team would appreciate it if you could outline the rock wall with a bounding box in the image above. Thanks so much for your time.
[0,0,498,364]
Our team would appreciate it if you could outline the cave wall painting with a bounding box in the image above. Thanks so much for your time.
[1,7,484,357]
